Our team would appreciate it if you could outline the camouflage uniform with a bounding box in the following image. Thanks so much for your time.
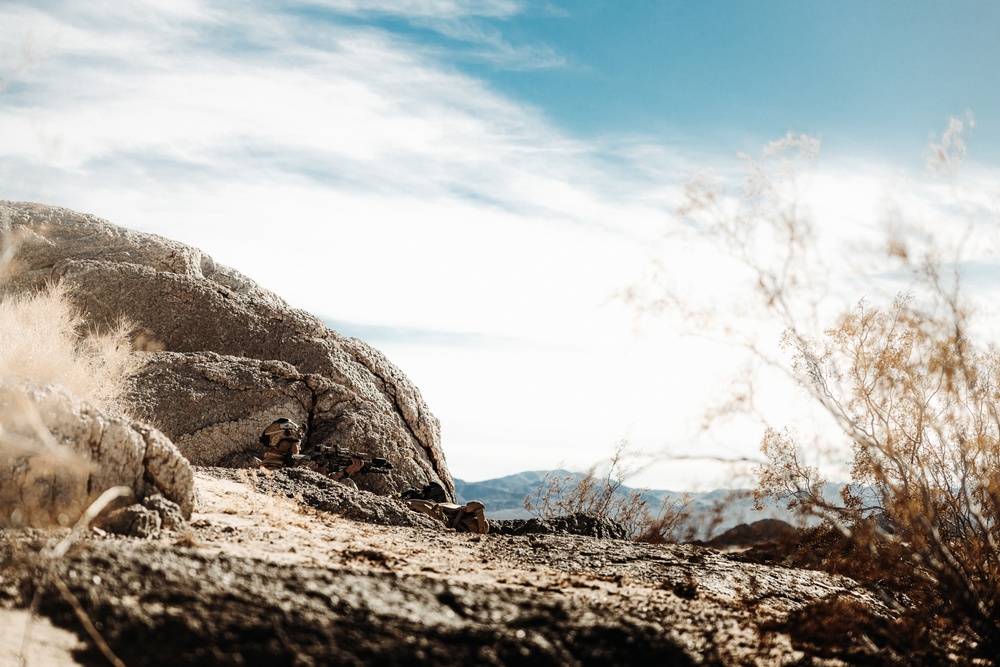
[404,498,489,533]
[259,418,304,470]
[259,419,487,530]
[303,457,361,489]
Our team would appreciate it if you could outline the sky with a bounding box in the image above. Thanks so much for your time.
[2,1,1000,490]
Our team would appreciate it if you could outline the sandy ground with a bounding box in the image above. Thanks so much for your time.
[187,473,535,583]
[185,472,645,597]
[2,472,583,667]
[0,469,892,666]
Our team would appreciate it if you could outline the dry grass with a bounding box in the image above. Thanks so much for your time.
[0,279,142,523]
[0,282,139,417]
[231,468,309,527]
[0,254,144,522]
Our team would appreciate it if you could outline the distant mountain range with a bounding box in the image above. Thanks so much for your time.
[453,469,823,537]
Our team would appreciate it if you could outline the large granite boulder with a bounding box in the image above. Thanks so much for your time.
[0,379,194,527]
[0,201,451,498]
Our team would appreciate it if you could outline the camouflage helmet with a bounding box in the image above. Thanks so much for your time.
[259,418,305,448]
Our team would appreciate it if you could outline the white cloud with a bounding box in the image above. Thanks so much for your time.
[295,0,524,20]
[288,0,563,70]
[0,2,694,485]
[413,17,566,70]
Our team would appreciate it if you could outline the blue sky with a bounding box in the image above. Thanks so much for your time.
[389,1,1000,159]
[2,1,999,489]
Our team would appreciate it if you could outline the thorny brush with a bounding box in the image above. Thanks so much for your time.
[652,115,1000,664]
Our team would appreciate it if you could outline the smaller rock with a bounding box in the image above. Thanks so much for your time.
[142,495,186,531]
[490,513,628,539]
[99,504,162,539]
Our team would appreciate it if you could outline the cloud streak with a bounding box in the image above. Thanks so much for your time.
[1,3,655,215]
[296,0,524,20]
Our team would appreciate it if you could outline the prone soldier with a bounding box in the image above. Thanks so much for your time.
[258,418,391,487]
[259,418,487,532]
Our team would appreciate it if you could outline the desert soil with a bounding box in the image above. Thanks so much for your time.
[0,467,889,666]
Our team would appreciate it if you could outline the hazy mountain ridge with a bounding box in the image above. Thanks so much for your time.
[455,469,830,535]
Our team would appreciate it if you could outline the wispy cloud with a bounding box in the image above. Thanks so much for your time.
[410,17,566,70]
[295,0,524,20]
[0,2,683,347]
[0,1,683,238]
[288,0,564,70]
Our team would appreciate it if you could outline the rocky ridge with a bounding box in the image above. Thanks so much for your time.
[0,378,193,526]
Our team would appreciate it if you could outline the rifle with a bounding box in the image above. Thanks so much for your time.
[291,444,393,476]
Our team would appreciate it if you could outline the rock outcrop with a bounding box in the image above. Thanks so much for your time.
[0,201,451,498]
[0,380,194,527]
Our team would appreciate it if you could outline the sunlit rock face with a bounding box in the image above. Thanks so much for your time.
[0,201,451,499]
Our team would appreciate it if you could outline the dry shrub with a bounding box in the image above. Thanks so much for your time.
[0,214,138,664]
[634,492,694,544]
[662,116,1000,663]
[0,280,141,525]
[755,295,1000,662]
[0,250,141,528]
[524,440,694,541]
[0,282,139,417]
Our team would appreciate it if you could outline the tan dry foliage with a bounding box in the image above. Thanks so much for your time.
[0,282,140,417]
[0,247,149,664]
[0,279,142,525]
[663,116,1000,663]
[0,281,144,530]
[755,294,1000,660]
[0,262,145,664]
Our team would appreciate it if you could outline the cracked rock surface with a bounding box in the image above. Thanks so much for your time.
[0,379,194,526]
[1,201,450,498]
